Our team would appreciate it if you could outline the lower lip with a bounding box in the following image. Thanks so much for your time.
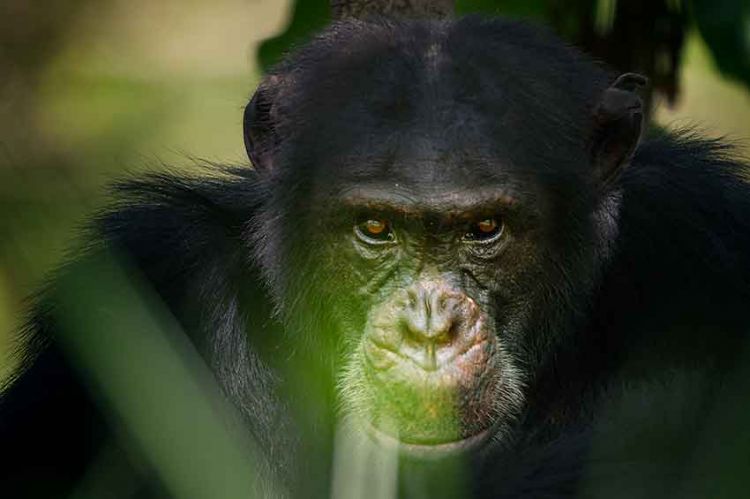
[366,425,492,459]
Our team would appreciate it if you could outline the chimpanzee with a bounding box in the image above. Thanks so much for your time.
[2,16,750,499]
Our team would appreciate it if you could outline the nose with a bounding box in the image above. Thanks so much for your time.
[363,281,484,373]
[403,284,460,346]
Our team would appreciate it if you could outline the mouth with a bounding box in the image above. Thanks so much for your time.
[365,423,492,459]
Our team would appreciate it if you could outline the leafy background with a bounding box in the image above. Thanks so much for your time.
[0,0,748,379]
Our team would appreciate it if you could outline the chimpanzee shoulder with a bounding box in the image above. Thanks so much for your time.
[598,132,750,363]
[0,167,280,496]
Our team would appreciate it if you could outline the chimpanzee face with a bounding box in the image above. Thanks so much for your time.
[247,20,643,456]
[317,170,530,452]
[265,138,604,456]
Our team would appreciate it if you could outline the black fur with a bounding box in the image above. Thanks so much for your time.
[2,17,750,498]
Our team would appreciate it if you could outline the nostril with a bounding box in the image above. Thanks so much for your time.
[401,285,471,346]
[407,287,427,313]
[403,310,456,345]
[437,293,452,313]
[402,314,428,343]
[430,314,456,344]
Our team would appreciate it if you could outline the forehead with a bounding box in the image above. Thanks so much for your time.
[276,19,604,202]
[303,102,542,211]
[306,133,535,217]
[316,139,521,195]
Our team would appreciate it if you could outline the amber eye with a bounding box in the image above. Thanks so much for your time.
[355,218,394,243]
[464,217,503,242]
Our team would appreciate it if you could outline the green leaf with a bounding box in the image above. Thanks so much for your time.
[690,0,750,87]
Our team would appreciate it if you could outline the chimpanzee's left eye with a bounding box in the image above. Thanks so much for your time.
[464,217,503,242]
[355,218,395,243]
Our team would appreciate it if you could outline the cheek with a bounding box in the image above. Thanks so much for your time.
[289,245,378,350]
[460,236,543,301]
[320,235,404,300]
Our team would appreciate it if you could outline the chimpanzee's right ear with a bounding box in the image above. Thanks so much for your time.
[590,73,648,188]
[243,75,282,172]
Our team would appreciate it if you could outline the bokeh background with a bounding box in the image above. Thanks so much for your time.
[0,0,749,382]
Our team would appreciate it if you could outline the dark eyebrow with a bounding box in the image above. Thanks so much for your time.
[337,186,518,217]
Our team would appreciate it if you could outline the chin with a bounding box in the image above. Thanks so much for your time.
[365,422,497,460]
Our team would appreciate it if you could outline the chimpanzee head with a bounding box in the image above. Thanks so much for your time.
[243,18,644,455]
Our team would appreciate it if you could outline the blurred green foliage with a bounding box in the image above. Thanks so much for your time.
[692,0,750,86]
[53,252,275,497]
[0,0,281,375]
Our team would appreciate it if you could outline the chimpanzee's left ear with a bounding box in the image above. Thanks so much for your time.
[243,75,283,172]
[590,73,648,187]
